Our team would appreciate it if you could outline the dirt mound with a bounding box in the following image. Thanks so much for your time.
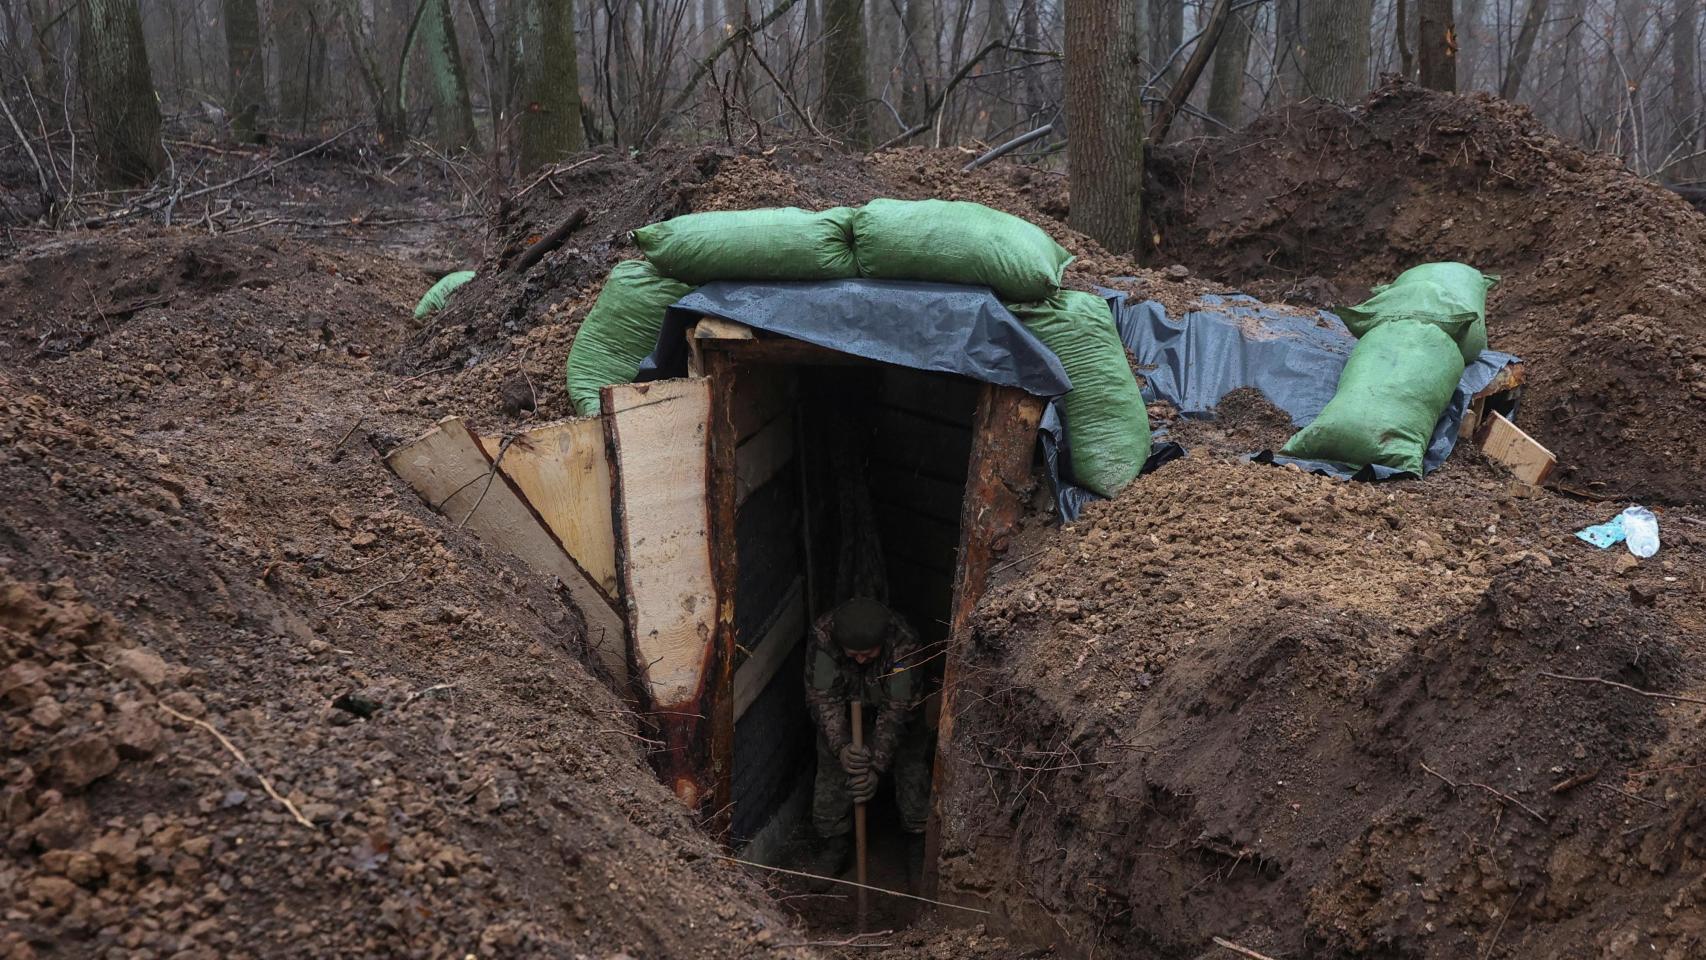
[939,404,1706,958]
[0,222,813,957]
[1150,79,1706,507]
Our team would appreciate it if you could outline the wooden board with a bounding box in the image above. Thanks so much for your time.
[483,419,618,600]
[1479,411,1556,485]
[735,411,795,507]
[732,578,806,721]
[731,366,796,444]
[384,417,628,683]
[603,378,722,812]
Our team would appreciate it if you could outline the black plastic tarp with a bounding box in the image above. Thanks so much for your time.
[1107,291,1520,481]
[640,279,1071,397]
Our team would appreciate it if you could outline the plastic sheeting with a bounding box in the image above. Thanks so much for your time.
[641,279,1072,397]
[1107,292,1519,481]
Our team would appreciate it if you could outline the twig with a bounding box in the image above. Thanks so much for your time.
[1538,671,1706,706]
[332,416,366,455]
[647,0,806,145]
[1420,761,1549,823]
[321,562,422,612]
[1212,936,1280,960]
[715,855,991,914]
[401,682,455,706]
[0,90,52,205]
[1597,782,1668,809]
[459,437,515,527]
[510,206,589,274]
[1478,886,1524,960]
[1548,767,1600,794]
[516,154,601,200]
[964,124,1055,172]
[989,549,1047,576]
[158,703,318,831]
[875,41,1062,151]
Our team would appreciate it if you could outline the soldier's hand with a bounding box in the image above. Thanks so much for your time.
[847,771,878,803]
[838,744,871,775]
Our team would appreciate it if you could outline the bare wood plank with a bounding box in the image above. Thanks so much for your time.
[703,337,870,367]
[736,410,796,507]
[703,354,742,833]
[732,579,806,721]
[604,379,723,814]
[385,417,627,683]
[488,418,619,600]
[1479,410,1556,485]
[694,316,755,342]
[1473,361,1525,400]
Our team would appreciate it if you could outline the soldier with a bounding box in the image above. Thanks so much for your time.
[804,596,932,879]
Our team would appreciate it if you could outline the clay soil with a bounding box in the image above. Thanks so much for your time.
[5,89,1706,960]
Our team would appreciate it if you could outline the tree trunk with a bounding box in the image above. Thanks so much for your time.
[274,0,327,132]
[867,0,901,137]
[1416,0,1454,92]
[222,0,266,141]
[820,0,870,144]
[1499,0,1547,100]
[1065,0,1143,253]
[1206,4,1255,126]
[899,0,932,125]
[1671,0,1700,179]
[1395,0,1413,78]
[79,0,164,184]
[1274,0,1305,99]
[517,0,585,169]
[1301,0,1372,101]
[422,0,480,150]
[983,0,1016,138]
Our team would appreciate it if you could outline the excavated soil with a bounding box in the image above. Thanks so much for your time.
[941,393,1706,958]
[6,103,1706,960]
[1150,79,1706,508]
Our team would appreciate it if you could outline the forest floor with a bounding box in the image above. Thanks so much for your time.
[3,81,1706,959]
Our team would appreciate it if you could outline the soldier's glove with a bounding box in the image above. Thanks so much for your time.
[838,743,871,775]
[847,771,879,804]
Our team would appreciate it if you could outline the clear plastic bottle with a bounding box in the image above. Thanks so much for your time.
[1621,506,1659,558]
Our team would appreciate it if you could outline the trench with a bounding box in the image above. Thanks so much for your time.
[722,360,981,935]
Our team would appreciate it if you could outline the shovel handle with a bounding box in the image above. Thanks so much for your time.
[851,700,868,926]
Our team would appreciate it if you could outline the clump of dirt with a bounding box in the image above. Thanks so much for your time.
[1150,79,1706,506]
[939,418,1706,958]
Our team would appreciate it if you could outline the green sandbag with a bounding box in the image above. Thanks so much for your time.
[853,199,1073,302]
[1280,317,1467,475]
[565,260,693,416]
[1008,291,1151,497]
[413,270,475,319]
[632,207,858,283]
[1339,261,1497,363]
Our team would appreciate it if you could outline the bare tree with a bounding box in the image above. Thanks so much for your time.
[518,0,586,167]
[422,0,479,149]
[79,0,165,184]
[275,0,328,131]
[1500,0,1548,99]
[1274,0,1306,98]
[1417,0,1454,91]
[1065,0,1144,252]
[1208,4,1257,125]
[1670,0,1700,178]
[1301,0,1373,100]
[223,0,267,141]
[821,0,870,143]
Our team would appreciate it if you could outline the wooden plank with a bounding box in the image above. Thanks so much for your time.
[703,354,742,834]
[871,405,975,481]
[875,367,980,425]
[384,417,627,684]
[869,464,967,527]
[1479,410,1556,485]
[736,411,795,508]
[732,579,806,721]
[732,365,796,443]
[486,419,619,600]
[604,379,723,815]
[694,317,755,342]
[923,385,1045,901]
[703,336,870,367]
[1473,361,1524,400]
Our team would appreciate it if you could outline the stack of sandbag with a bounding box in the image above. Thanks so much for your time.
[564,199,1151,497]
[1280,262,1497,475]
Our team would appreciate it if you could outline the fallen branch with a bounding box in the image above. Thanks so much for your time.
[716,855,991,914]
[1538,671,1706,706]
[1421,761,1549,823]
[1212,937,1280,960]
[510,206,589,274]
[963,124,1055,172]
[159,703,318,830]
[516,154,601,200]
[1149,0,1235,143]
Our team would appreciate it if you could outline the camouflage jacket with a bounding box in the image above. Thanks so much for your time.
[804,606,921,773]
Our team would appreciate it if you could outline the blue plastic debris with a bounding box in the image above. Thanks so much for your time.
[1575,514,1628,549]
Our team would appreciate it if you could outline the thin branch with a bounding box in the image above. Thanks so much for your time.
[1421,761,1549,823]
[874,41,1062,151]
[1538,671,1706,705]
[159,703,318,830]
[716,855,991,914]
[963,124,1055,171]
[645,0,806,145]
